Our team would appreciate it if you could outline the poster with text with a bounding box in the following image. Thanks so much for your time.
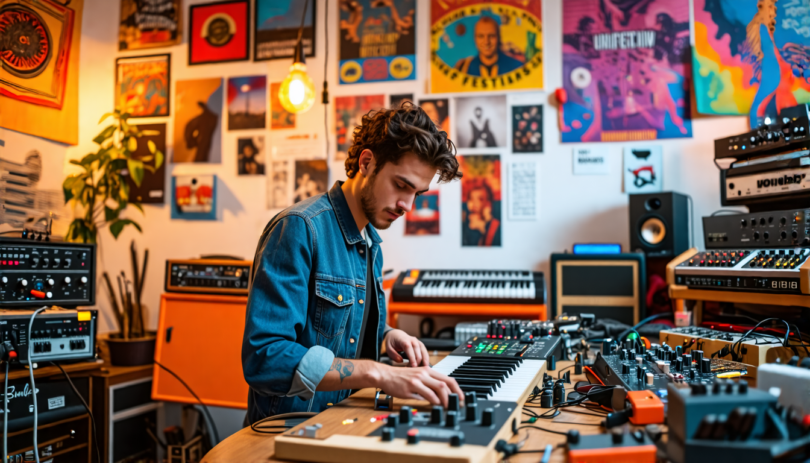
[460,155,501,247]
[624,145,662,193]
[173,78,222,163]
[227,76,266,130]
[455,95,507,148]
[512,104,543,153]
[119,0,181,51]
[430,0,543,93]
[561,0,693,143]
[405,190,439,235]
[339,0,416,84]
[270,82,295,128]
[238,136,265,175]
[335,95,386,161]
[294,160,328,203]
[693,0,810,128]
[254,0,315,61]
[188,1,250,65]
[508,162,537,220]
[267,160,291,209]
[171,175,216,220]
[419,98,451,134]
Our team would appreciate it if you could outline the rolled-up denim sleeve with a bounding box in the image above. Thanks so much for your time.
[242,215,326,399]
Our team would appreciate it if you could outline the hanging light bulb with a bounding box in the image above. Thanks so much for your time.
[278,0,315,114]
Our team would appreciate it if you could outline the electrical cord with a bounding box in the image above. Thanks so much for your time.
[52,362,101,463]
[730,318,791,361]
[3,361,8,463]
[789,324,810,356]
[153,360,220,445]
[250,412,318,435]
[616,312,672,343]
[27,307,45,463]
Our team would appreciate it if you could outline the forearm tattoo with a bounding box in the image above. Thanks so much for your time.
[329,359,355,382]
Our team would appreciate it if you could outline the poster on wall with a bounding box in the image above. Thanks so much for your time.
[119,0,181,51]
[115,54,170,118]
[227,76,266,130]
[254,0,315,61]
[267,160,291,209]
[188,0,250,65]
[390,93,414,109]
[573,147,609,175]
[508,162,537,220]
[125,123,166,204]
[624,145,662,193]
[0,0,83,145]
[455,95,507,148]
[419,98,450,134]
[335,95,385,161]
[405,190,439,236]
[171,175,216,220]
[693,0,810,128]
[173,78,223,163]
[294,160,328,203]
[237,136,265,175]
[338,0,416,84]
[561,0,693,143]
[430,0,543,93]
[270,82,295,129]
[460,155,501,247]
[512,105,543,153]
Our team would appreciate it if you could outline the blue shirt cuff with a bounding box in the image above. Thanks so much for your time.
[384,324,394,336]
[287,346,336,399]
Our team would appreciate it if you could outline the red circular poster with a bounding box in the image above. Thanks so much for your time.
[189,1,249,65]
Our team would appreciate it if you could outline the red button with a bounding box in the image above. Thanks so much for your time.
[30,290,46,299]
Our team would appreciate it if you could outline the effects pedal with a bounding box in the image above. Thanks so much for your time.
[566,429,657,463]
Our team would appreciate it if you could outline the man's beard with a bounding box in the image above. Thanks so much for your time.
[360,173,396,230]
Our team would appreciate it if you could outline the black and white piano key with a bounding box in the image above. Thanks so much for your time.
[432,355,545,403]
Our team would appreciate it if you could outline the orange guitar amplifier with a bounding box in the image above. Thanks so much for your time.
[152,293,249,409]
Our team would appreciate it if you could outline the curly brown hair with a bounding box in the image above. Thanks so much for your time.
[345,102,461,182]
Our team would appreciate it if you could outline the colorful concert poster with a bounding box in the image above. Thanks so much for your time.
[430,0,543,93]
[339,0,416,84]
[254,0,315,61]
[561,0,693,143]
[188,1,250,65]
[335,95,386,161]
[119,0,181,51]
[460,155,501,247]
[173,78,223,163]
[270,82,295,129]
[227,75,267,130]
[512,104,543,153]
[419,98,451,134]
[693,0,810,128]
[115,54,170,118]
[405,190,440,236]
[171,175,217,221]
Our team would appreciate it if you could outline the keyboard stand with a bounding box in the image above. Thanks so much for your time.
[386,296,548,328]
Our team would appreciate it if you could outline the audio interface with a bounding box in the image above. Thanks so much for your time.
[165,259,252,295]
[0,238,95,308]
[715,104,809,160]
[0,308,97,364]
[703,208,810,248]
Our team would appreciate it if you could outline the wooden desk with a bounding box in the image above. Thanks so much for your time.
[203,360,658,463]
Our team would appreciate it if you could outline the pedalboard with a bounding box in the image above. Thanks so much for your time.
[165,258,252,295]
[0,238,95,308]
[703,208,810,248]
[0,308,98,364]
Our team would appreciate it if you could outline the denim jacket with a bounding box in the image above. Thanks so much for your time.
[242,182,387,423]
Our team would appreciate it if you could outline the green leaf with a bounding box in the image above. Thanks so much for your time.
[141,130,160,136]
[131,202,144,214]
[104,206,119,222]
[154,149,164,170]
[127,159,144,187]
[120,181,130,202]
[81,152,100,167]
[93,125,116,145]
[109,219,141,239]
[127,137,138,153]
[98,112,115,124]
[147,140,156,154]
[69,159,83,167]
[62,176,81,203]
[139,155,154,163]
[143,165,156,174]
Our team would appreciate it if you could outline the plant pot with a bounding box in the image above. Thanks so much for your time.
[103,333,156,366]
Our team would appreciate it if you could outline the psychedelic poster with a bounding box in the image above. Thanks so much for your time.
[227,76,267,130]
[693,0,810,128]
[405,190,439,236]
[460,155,501,247]
[254,0,315,61]
[335,95,386,161]
[339,0,416,84]
[561,0,693,143]
[173,78,223,163]
[430,0,543,93]
[115,54,170,118]
[119,0,181,51]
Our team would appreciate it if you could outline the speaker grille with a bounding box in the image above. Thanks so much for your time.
[640,217,666,245]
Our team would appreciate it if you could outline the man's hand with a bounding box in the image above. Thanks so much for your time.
[378,364,464,408]
[384,329,430,367]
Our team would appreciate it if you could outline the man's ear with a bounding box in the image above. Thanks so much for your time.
[358,149,374,176]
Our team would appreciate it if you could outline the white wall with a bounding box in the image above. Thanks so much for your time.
[0,0,749,336]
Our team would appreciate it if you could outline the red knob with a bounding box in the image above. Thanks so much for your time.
[30,290,46,299]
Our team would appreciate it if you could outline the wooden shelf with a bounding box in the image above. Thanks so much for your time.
[386,300,546,328]
[0,359,102,382]
[669,284,810,308]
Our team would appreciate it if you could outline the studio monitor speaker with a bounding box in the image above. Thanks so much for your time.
[629,192,689,258]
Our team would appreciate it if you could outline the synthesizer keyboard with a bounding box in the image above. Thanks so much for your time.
[672,248,810,294]
[392,269,545,304]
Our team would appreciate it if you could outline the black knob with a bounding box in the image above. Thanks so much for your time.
[448,393,460,411]
[386,414,399,427]
[567,429,580,444]
[689,369,696,380]
[466,402,478,421]
[781,217,787,225]
[431,406,443,424]
[712,382,722,394]
[764,231,770,240]
[465,391,477,406]
[738,380,748,393]
[676,345,683,356]
[781,231,787,239]
[446,411,458,427]
[793,231,798,239]
[619,349,627,360]
[482,408,494,426]
[400,407,413,425]
[621,363,630,375]
[611,429,624,444]
[683,354,692,368]
[547,354,556,370]
[407,429,420,445]
[382,428,395,442]
[450,432,465,447]
[754,231,760,240]
[741,219,747,227]
[637,366,645,382]
[693,350,703,365]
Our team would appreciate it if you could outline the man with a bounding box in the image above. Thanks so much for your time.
[455,16,523,78]
[242,104,463,422]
